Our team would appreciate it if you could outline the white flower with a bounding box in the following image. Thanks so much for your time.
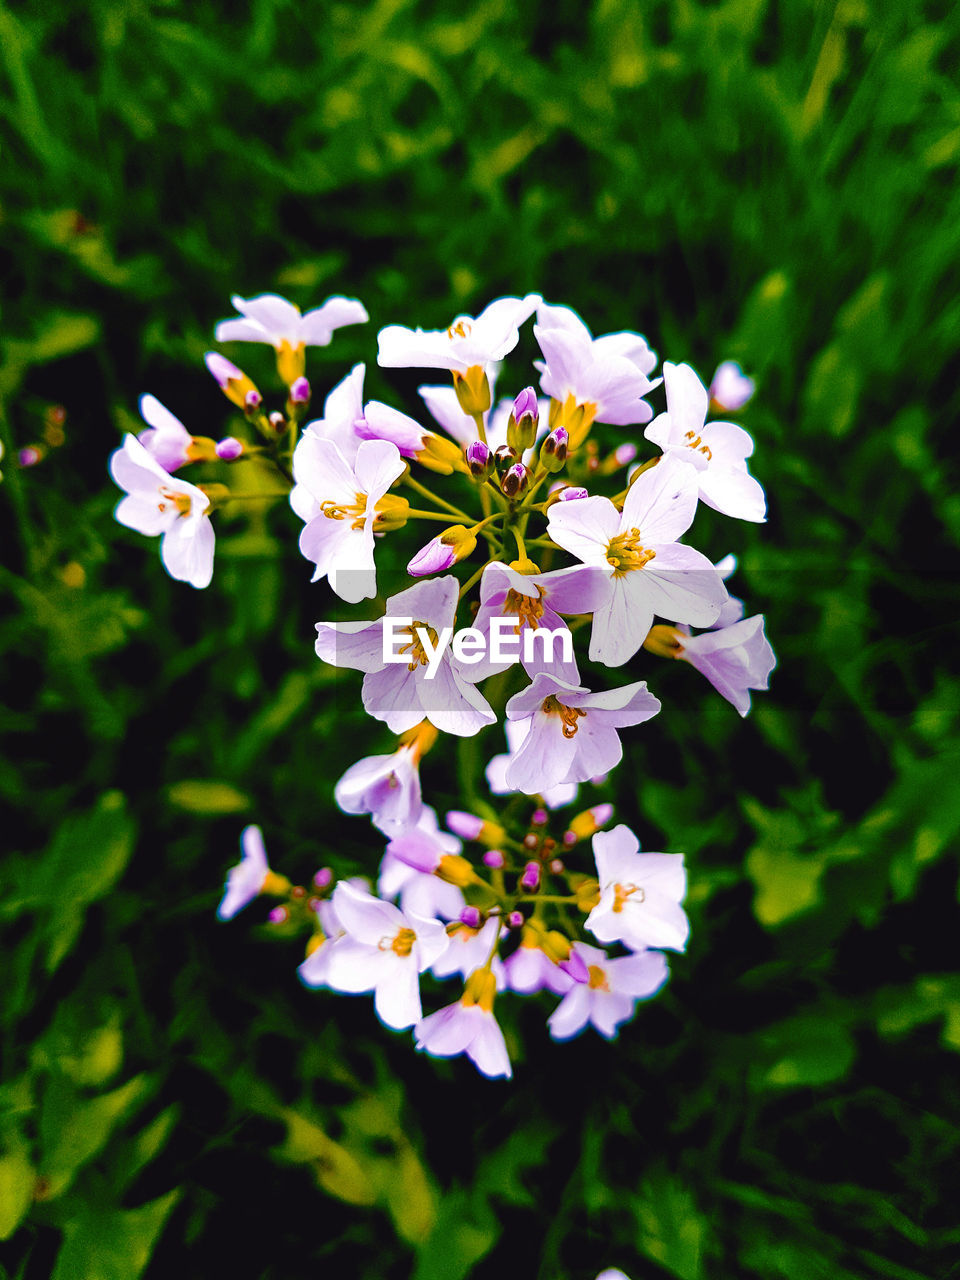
[503,673,661,795]
[110,434,215,588]
[292,436,406,602]
[319,882,449,1030]
[503,928,574,996]
[414,969,512,1079]
[676,614,776,716]
[315,576,497,737]
[431,917,506,988]
[215,292,368,381]
[585,824,689,952]
[334,737,427,837]
[645,362,766,522]
[548,941,668,1040]
[217,826,280,920]
[485,719,578,809]
[136,395,193,472]
[379,806,465,921]
[547,452,728,667]
[378,295,541,373]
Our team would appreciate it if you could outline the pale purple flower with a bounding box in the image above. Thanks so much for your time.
[547,453,727,667]
[318,882,449,1030]
[136,394,192,472]
[415,973,512,1079]
[549,941,669,1040]
[110,434,215,588]
[558,485,589,501]
[503,673,661,795]
[585,824,689,952]
[445,811,484,840]
[504,930,575,996]
[334,742,423,836]
[217,825,273,920]
[378,294,540,373]
[431,917,506,988]
[534,300,659,427]
[710,359,755,412]
[379,806,466,921]
[215,292,368,350]
[292,437,405,602]
[485,719,578,809]
[407,534,457,577]
[462,561,610,685]
[315,576,497,737]
[355,400,430,457]
[645,362,766,523]
[675,615,776,716]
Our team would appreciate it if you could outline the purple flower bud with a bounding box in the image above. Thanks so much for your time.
[501,462,528,498]
[709,360,755,412]
[447,810,484,840]
[520,861,541,892]
[549,858,565,874]
[507,910,524,928]
[290,376,311,405]
[532,808,548,826]
[313,867,333,889]
[540,426,568,472]
[268,411,286,432]
[560,485,588,501]
[562,830,577,847]
[205,352,244,388]
[268,906,288,924]
[19,447,42,467]
[615,443,637,465]
[408,535,456,577]
[244,388,262,411]
[215,436,244,460]
[459,906,482,929]
[513,386,539,424]
[465,439,493,479]
[483,849,505,869]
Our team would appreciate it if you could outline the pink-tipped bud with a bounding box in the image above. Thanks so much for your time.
[559,486,588,501]
[215,436,244,460]
[501,462,529,499]
[408,535,457,577]
[268,411,286,432]
[465,439,494,481]
[615,443,637,465]
[19,447,42,468]
[507,910,524,928]
[313,867,333,889]
[483,849,505,869]
[290,376,311,405]
[244,388,262,412]
[446,810,484,840]
[507,387,539,452]
[459,906,482,929]
[562,830,577,847]
[532,808,548,826]
[268,906,288,924]
[569,804,614,840]
[549,858,565,874]
[539,426,568,473]
[205,352,262,411]
[520,861,541,893]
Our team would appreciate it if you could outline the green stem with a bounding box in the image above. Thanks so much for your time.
[403,474,473,522]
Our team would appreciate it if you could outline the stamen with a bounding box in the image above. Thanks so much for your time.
[605,528,656,576]
[158,488,192,517]
[396,620,439,672]
[541,695,587,738]
[321,492,367,529]
[587,964,610,992]
[380,927,417,956]
[504,587,545,632]
[612,882,645,913]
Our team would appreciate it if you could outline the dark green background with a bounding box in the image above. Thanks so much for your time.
[2,1,959,1276]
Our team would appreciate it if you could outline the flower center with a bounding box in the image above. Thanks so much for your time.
[503,587,545,631]
[605,528,656,576]
[549,392,597,448]
[380,927,417,957]
[447,318,473,339]
[587,964,610,991]
[683,429,713,461]
[158,488,193,517]
[321,491,367,530]
[396,620,439,671]
[613,882,645,913]
[541,695,586,738]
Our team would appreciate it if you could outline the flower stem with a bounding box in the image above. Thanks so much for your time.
[403,474,473,522]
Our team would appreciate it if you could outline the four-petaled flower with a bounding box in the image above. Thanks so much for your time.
[215,292,368,383]
[319,881,449,1029]
[547,452,728,666]
[549,940,668,1040]
[218,826,287,920]
[645,362,766,522]
[504,673,661,794]
[110,434,215,588]
[414,968,512,1079]
[585,824,689,952]
[378,295,541,374]
[378,806,466,921]
[675,614,776,716]
[334,723,437,836]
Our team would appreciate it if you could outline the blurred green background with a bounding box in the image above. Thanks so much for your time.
[2,0,960,1276]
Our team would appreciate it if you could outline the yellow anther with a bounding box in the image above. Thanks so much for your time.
[321,492,368,530]
[587,964,610,992]
[605,528,656,576]
[683,430,713,462]
[384,927,417,957]
[446,318,473,339]
[541,695,586,738]
[613,882,645,913]
[396,620,439,671]
[158,488,193,517]
[504,587,545,632]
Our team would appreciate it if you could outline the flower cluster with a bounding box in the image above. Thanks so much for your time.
[109,289,775,1077]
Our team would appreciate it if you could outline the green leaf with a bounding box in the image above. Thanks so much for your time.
[51,1191,179,1280]
[166,779,252,815]
[0,1142,35,1240]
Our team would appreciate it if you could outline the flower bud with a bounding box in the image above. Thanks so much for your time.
[289,376,311,406]
[483,849,505,869]
[539,426,568,473]
[446,810,506,846]
[215,436,244,461]
[465,439,494,481]
[596,442,637,475]
[437,854,477,887]
[373,493,410,531]
[559,485,589,501]
[407,525,476,576]
[418,431,468,475]
[532,807,548,826]
[494,444,518,479]
[567,804,614,841]
[520,861,541,892]
[506,386,539,452]
[709,360,755,413]
[313,867,333,889]
[19,446,43,467]
[205,353,261,411]
[507,910,524,928]
[459,906,483,929]
[501,462,529,499]
[268,411,286,433]
[452,364,491,415]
